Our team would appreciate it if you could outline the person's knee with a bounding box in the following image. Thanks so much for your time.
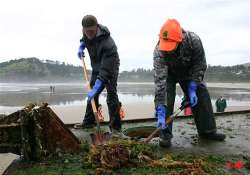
[106,92,118,105]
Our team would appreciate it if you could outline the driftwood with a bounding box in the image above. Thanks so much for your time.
[0,103,80,161]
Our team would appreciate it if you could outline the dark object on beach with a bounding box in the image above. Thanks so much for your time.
[0,103,80,161]
[123,102,190,142]
[123,126,159,138]
[216,96,227,112]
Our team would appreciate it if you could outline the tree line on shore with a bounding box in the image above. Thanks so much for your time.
[0,57,249,82]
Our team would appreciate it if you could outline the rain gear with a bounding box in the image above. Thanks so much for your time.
[81,24,121,130]
[153,30,217,138]
[216,97,227,112]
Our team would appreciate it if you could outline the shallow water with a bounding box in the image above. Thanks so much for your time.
[1,82,250,114]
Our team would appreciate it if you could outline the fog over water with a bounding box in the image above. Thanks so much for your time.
[1,82,250,114]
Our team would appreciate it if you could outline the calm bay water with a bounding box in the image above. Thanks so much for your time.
[1,82,250,114]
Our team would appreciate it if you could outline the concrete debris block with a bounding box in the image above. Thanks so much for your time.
[0,153,19,175]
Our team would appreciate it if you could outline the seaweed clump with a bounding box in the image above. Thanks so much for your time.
[81,138,207,175]
[82,138,156,169]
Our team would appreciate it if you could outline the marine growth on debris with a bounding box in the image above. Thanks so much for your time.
[81,138,206,175]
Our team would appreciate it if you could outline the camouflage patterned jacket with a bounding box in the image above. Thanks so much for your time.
[153,30,207,106]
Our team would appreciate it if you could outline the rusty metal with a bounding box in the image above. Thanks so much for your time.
[0,104,80,160]
[37,106,80,153]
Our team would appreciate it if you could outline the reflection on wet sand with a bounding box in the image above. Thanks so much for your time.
[1,83,250,123]
[1,83,250,107]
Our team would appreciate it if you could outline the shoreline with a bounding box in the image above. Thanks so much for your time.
[51,104,250,124]
[1,82,250,89]
[1,103,250,124]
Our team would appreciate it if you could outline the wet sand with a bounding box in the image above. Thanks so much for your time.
[51,103,250,124]
[69,112,250,156]
[51,103,155,124]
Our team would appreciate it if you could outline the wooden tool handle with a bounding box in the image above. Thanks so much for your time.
[81,58,98,118]
[144,106,185,143]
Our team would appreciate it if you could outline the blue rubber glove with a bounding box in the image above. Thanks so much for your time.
[87,79,104,102]
[156,104,167,129]
[188,80,198,107]
[77,41,86,59]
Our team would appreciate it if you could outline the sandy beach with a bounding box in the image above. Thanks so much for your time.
[1,82,250,124]
[51,103,250,124]
[51,103,155,124]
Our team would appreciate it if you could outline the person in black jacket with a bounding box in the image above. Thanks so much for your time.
[153,19,226,147]
[77,15,123,136]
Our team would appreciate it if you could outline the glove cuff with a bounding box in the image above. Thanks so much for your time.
[79,41,86,49]
[93,79,104,91]
[156,104,167,119]
[157,104,166,109]
[188,80,197,92]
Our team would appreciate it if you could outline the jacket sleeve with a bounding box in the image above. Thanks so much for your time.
[98,37,119,83]
[153,44,168,107]
[189,32,207,83]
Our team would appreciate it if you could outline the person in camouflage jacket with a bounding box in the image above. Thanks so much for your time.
[77,15,123,135]
[153,19,226,147]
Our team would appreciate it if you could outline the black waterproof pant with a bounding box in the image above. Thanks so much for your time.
[162,76,217,139]
[83,72,121,131]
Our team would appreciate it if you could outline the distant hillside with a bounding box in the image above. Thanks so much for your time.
[0,58,249,82]
[0,58,85,82]
[243,62,250,67]
[204,64,250,82]
[118,64,250,82]
[119,68,153,82]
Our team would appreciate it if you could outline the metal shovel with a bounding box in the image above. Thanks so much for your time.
[81,57,110,145]
[144,101,190,143]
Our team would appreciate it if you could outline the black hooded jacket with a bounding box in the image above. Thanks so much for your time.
[80,24,120,83]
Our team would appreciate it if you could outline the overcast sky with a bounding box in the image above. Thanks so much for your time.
[0,0,249,71]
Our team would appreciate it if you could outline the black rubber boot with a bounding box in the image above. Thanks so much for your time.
[159,129,172,148]
[106,86,121,131]
[108,103,121,131]
[199,132,226,141]
[82,120,96,128]
[191,84,217,134]
[82,102,97,128]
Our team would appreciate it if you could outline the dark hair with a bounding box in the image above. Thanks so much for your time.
[82,15,98,28]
